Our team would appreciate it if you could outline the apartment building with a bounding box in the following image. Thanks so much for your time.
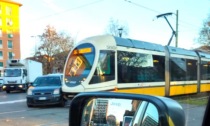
[0,0,21,76]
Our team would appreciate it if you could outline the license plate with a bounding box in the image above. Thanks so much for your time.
[38,97,47,100]
[10,86,14,88]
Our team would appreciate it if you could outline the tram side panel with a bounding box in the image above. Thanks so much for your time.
[167,46,198,96]
[116,48,166,96]
[197,52,210,92]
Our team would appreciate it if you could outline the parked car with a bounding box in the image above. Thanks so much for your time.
[26,73,65,107]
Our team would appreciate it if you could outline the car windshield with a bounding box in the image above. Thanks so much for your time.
[0,0,209,126]
[33,76,61,87]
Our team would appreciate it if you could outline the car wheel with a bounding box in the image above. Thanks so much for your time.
[6,90,10,93]
[22,90,26,93]
[27,104,33,108]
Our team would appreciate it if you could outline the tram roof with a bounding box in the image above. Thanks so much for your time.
[167,46,198,57]
[197,51,210,59]
[114,37,165,52]
[114,36,198,57]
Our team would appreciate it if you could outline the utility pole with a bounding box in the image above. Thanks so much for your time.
[175,10,179,47]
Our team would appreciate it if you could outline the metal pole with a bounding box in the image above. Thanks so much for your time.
[175,10,179,47]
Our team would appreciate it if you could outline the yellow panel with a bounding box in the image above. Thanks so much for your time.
[114,87,165,96]
[200,83,210,92]
[170,85,197,96]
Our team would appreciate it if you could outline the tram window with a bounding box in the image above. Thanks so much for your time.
[201,61,210,80]
[117,51,165,83]
[171,58,197,81]
[186,59,197,80]
[89,50,115,84]
[171,58,187,81]
[64,43,95,86]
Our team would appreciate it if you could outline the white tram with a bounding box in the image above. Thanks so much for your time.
[62,35,210,98]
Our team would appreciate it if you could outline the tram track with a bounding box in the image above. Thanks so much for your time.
[171,92,209,101]
[171,92,209,110]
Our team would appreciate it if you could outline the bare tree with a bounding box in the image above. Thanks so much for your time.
[195,14,210,52]
[197,15,210,46]
[105,18,129,37]
[36,25,74,74]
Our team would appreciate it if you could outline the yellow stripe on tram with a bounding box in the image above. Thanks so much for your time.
[114,86,165,96]
[170,85,197,96]
[200,83,210,92]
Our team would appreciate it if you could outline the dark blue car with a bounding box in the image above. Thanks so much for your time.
[26,73,65,107]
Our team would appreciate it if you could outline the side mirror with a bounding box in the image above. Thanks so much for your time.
[69,92,185,126]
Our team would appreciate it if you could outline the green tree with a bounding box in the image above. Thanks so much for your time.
[35,25,74,74]
[105,18,129,37]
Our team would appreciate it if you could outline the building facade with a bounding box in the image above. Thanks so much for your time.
[0,0,21,76]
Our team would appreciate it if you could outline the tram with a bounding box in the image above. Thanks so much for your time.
[62,35,210,98]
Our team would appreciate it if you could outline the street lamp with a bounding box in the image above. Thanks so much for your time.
[118,28,123,37]
[31,35,39,55]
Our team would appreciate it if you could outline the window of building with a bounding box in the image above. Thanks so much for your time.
[0,62,3,67]
[0,28,2,37]
[0,5,2,14]
[0,51,2,59]
[141,103,159,125]
[8,52,13,59]
[8,40,13,48]
[0,17,2,26]
[7,29,13,38]
[6,6,12,15]
[6,18,13,26]
[0,40,2,48]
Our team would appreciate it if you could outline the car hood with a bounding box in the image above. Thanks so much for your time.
[31,86,61,91]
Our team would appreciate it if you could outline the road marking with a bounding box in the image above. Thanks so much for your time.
[0,99,26,105]
[0,110,27,115]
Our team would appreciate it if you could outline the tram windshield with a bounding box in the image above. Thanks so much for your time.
[64,43,95,86]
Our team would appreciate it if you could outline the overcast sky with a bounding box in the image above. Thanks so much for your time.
[17,0,210,59]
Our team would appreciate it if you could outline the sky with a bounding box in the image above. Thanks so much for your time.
[16,0,210,59]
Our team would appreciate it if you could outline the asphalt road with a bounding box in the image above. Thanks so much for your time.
[0,91,69,126]
[0,90,207,126]
[182,103,206,126]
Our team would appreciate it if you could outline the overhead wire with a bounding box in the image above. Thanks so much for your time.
[26,0,104,23]
[25,0,203,32]
[124,0,203,32]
